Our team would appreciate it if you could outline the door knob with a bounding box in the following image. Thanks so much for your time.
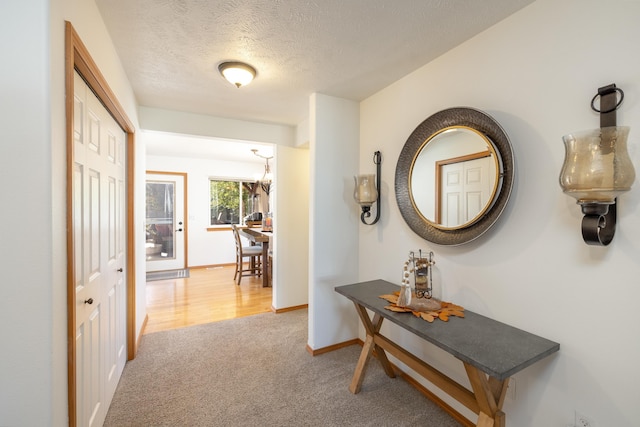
[176,228,183,232]
[84,298,94,305]
[117,268,123,272]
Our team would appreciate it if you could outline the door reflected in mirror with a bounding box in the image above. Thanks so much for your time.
[410,127,500,229]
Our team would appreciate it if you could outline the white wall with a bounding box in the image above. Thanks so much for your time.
[0,0,141,425]
[356,0,640,426]
[308,93,361,349]
[295,118,310,147]
[272,145,310,309]
[0,2,53,425]
[139,106,296,147]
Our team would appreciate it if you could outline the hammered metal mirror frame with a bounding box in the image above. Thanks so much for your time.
[395,107,514,245]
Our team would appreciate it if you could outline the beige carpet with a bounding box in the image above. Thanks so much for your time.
[104,309,463,426]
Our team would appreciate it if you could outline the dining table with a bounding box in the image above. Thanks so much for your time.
[238,227,272,287]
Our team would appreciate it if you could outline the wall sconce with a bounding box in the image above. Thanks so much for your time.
[354,151,382,225]
[559,83,636,245]
[218,61,256,88]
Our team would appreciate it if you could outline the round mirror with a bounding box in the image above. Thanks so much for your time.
[396,107,514,245]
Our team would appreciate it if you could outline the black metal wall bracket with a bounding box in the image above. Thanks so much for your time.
[581,84,622,245]
[581,200,616,246]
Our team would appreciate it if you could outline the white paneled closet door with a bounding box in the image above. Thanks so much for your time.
[73,71,127,427]
[440,155,493,227]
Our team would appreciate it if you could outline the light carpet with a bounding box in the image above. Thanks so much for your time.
[104,309,463,427]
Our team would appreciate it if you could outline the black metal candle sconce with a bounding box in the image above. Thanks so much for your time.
[354,151,382,225]
[559,83,636,246]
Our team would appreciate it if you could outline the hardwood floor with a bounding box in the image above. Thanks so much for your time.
[144,265,273,334]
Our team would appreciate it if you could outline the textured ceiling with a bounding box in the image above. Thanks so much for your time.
[95,0,534,127]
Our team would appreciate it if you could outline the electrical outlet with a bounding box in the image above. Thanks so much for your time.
[575,410,595,427]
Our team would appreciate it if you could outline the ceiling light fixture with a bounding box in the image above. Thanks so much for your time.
[218,61,256,88]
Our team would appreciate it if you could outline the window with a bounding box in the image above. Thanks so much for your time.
[210,179,253,225]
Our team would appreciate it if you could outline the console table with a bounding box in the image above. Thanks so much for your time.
[335,280,559,427]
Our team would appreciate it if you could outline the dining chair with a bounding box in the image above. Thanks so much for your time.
[231,224,262,285]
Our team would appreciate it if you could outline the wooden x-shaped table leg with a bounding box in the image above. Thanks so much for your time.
[349,302,395,393]
[347,302,510,427]
[464,362,509,427]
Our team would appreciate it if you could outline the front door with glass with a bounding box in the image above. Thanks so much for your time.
[145,172,186,272]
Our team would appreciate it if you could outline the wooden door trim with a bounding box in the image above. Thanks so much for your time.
[65,21,137,427]
[146,170,189,268]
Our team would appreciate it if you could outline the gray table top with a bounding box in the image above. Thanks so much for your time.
[335,279,559,380]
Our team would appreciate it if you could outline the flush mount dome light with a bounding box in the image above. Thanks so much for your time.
[218,61,256,88]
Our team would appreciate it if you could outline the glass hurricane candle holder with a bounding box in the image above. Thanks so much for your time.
[560,126,635,213]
